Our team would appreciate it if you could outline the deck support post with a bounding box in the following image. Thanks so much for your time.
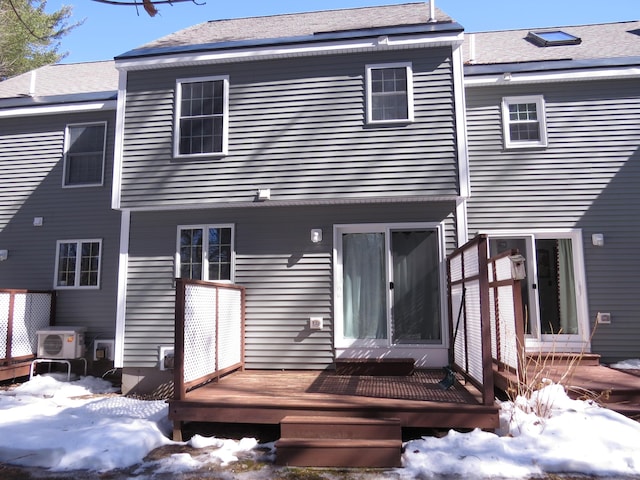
[172,420,183,442]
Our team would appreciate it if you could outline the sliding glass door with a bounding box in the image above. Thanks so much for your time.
[336,224,443,350]
[488,230,588,350]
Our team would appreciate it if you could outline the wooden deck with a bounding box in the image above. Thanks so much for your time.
[168,369,500,440]
[494,361,640,418]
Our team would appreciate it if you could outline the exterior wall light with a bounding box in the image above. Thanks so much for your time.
[311,229,322,243]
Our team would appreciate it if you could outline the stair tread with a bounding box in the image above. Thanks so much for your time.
[281,415,400,425]
[276,438,401,447]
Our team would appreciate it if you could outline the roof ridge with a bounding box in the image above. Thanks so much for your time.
[205,2,427,25]
[467,19,640,35]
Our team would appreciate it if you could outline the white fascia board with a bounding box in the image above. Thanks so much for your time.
[119,195,462,212]
[465,65,640,87]
[0,100,116,118]
[116,31,464,71]
[114,208,130,369]
[111,69,127,210]
[451,43,470,200]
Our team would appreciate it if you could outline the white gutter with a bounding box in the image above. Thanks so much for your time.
[113,208,131,369]
[465,65,640,86]
[116,31,464,71]
[111,69,127,210]
[0,100,116,118]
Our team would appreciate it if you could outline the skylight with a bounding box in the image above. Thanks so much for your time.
[527,30,581,47]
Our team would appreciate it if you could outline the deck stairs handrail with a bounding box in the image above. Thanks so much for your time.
[174,279,246,400]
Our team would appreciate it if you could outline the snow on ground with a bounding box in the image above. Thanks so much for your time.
[0,366,639,479]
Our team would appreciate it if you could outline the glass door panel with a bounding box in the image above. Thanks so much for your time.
[391,230,441,343]
[489,235,580,340]
[342,232,387,341]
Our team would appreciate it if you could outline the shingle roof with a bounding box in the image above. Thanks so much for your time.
[463,20,640,66]
[124,2,452,56]
[0,60,117,100]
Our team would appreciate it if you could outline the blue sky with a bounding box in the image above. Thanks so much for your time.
[46,0,639,64]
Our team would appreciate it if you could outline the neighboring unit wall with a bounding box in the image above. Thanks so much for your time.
[122,202,457,371]
[119,48,458,208]
[0,111,121,340]
[465,78,640,362]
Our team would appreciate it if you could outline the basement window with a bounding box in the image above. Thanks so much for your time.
[527,30,581,47]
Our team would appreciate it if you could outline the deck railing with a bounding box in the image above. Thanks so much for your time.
[0,289,55,364]
[174,279,245,400]
[447,235,494,405]
[488,250,525,376]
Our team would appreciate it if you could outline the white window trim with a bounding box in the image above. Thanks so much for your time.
[54,239,102,289]
[173,75,230,158]
[365,62,414,125]
[501,95,548,149]
[175,224,235,283]
[62,121,107,188]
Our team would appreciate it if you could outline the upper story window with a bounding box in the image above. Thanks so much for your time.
[502,95,548,149]
[365,63,414,124]
[54,239,102,289]
[63,122,106,187]
[177,225,234,282]
[174,76,229,158]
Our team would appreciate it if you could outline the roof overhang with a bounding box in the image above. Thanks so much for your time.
[0,92,117,118]
[115,22,464,71]
[464,56,640,86]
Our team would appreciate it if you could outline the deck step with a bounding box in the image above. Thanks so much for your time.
[525,353,601,366]
[276,416,402,468]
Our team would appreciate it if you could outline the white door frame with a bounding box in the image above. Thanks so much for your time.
[332,222,449,366]
[483,228,591,353]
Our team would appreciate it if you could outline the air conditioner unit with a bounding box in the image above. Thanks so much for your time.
[37,327,86,359]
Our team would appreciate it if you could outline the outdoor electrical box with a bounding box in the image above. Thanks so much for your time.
[310,317,323,330]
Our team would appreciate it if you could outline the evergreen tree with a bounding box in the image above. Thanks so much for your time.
[0,0,79,80]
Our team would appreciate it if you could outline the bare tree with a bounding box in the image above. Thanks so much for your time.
[90,0,205,17]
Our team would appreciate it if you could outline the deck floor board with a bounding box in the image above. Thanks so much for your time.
[169,369,500,430]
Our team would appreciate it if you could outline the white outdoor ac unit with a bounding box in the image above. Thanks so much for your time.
[36,327,86,359]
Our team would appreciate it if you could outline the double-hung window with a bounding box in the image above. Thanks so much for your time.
[174,76,229,157]
[63,122,106,187]
[177,225,234,282]
[365,63,414,124]
[502,95,548,148]
[54,239,102,289]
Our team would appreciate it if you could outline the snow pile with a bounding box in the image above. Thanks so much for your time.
[402,381,640,479]
[0,374,261,473]
[611,358,640,370]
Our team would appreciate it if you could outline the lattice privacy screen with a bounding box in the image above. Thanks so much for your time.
[183,284,218,383]
[1,291,52,361]
[489,255,520,371]
[181,283,243,385]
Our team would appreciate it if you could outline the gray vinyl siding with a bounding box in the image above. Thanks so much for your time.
[0,112,121,338]
[465,78,640,362]
[123,202,456,368]
[119,48,458,209]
